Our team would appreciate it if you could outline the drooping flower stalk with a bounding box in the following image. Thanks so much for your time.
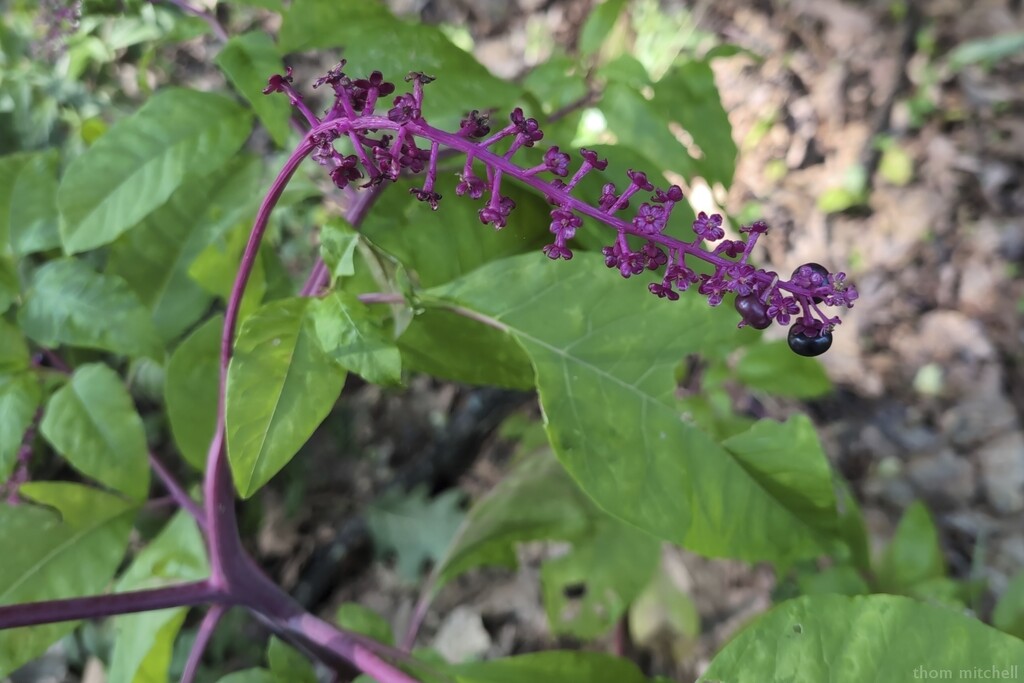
[265,63,858,356]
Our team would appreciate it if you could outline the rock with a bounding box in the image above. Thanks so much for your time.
[940,368,1018,448]
[906,449,976,509]
[433,606,492,663]
[977,431,1024,514]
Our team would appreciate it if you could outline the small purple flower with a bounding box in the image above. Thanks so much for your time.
[664,263,699,292]
[767,294,800,325]
[652,185,684,203]
[543,147,571,177]
[459,110,491,138]
[456,172,486,199]
[598,184,621,212]
[388,94,420,123]
[649,282,680,300]
[479,195,516,229]
[632,203,667,235]
[330,155,362,190]
[543,242,573,260]
[580,148,608,171]
[312,62,345,89]
[698,273,730,306]
[510,108,544,146]
[725,263,757,296]
[741,219,769,234]
[627,169,655,192]
[549,208,582,240]
[264,67,296,94]
[692,212,724,242]
[713,239,745,258]
[410,188,442,210]
[353,71,395,96]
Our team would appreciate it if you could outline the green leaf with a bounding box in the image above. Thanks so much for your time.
[40,363,151,499]
[398,307,534,389]
[9,149,62,255]
[18,259,163,359]
[427,253,831,563]
[267,637,317,683]
[0,318,30,372]
[320,218,360,280]
[599,81,698,180]
[0,483,134,677]
[108,512,209,683]
[721,416,840,544]
[440,453,590,582]
[336,604,395,647]
[58,88,252,253]
[279,0,521,128]
[628,567,700,645]
[165,315,222,470]
[0,372,41,482]
[452,651,647,683]
[879,144,914,186]
[877,501,945,593]
[735,340,832,398]
[579,0,627,57]
[226,298,347,498]
[796,565,870,597]
[993,570,1024,639]
[215,670,279,683]
[233,0,284,8]
[189,221,267,321]
[947,32,1024,71]
[540,506,658,639]
[0,254,18,313]
[310,291,402,385]
[215,32,292,148]
[0,152,34,250]
[367,487,465,582]
[699,594,1024,682]
[107,156,263,343]
[360,175,549,289]
[651,59,738,187]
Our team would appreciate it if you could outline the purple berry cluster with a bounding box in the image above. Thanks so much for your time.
[265,63,858,356]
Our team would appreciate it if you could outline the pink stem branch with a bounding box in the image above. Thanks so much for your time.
[148,452,205,530]
[0,581,224,630]
[181,603,227,683]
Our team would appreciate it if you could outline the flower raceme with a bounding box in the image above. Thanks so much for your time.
[265,63,858,357]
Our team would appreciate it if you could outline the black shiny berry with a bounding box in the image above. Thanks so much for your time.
[734,294,771,329]
[792,262,829,303]
[788,324,833,357]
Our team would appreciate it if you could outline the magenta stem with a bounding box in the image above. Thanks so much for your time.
[0,581,224,630]
[181,603,227,683]
[148,452,205,530]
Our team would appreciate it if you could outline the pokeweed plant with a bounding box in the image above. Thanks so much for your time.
[1,0,1023,682]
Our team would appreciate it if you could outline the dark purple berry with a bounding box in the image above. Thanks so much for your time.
[788,324,833,357]
[792,262,829,303]
[734,294,771,329]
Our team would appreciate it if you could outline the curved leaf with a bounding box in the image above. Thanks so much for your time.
[165,315,223,470]
[226,298,346,498]
[58,88,252,253]
[0,372,41,481]
[18,259,163,359]
[310,291,402,385]
[427,253,835,563]
[215,32,292,147]
[700,594,1024,682]
[0,483,134,677]
[40,363,150,499]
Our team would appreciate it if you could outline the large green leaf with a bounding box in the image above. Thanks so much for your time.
[398,307,534,389]
[310,291,402,386]
[40,363,150,500]
[651,59,738,188]
[360,176,550,289]
[58,88,252,253]
[0,254,18,313]
[165,315,222,470]
[279,0,521,127]
[0,318,30,372]
[226,298,347,498]
[215,32,292,148]
[994,570,1024,639]
[0,152,33,251]
[699,594,1024,682]
[425,253,835,563]
[0,483,134,677]
[108,512,209,683]
[8,149,61,255]
[18,259,163,359]
[267,637,317,683]
[107,156,263,343]
[188,221,268,322]
[452,652,647,683]
[721,416,841,550]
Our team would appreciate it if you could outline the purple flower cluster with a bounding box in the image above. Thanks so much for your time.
[265,63,858,356]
